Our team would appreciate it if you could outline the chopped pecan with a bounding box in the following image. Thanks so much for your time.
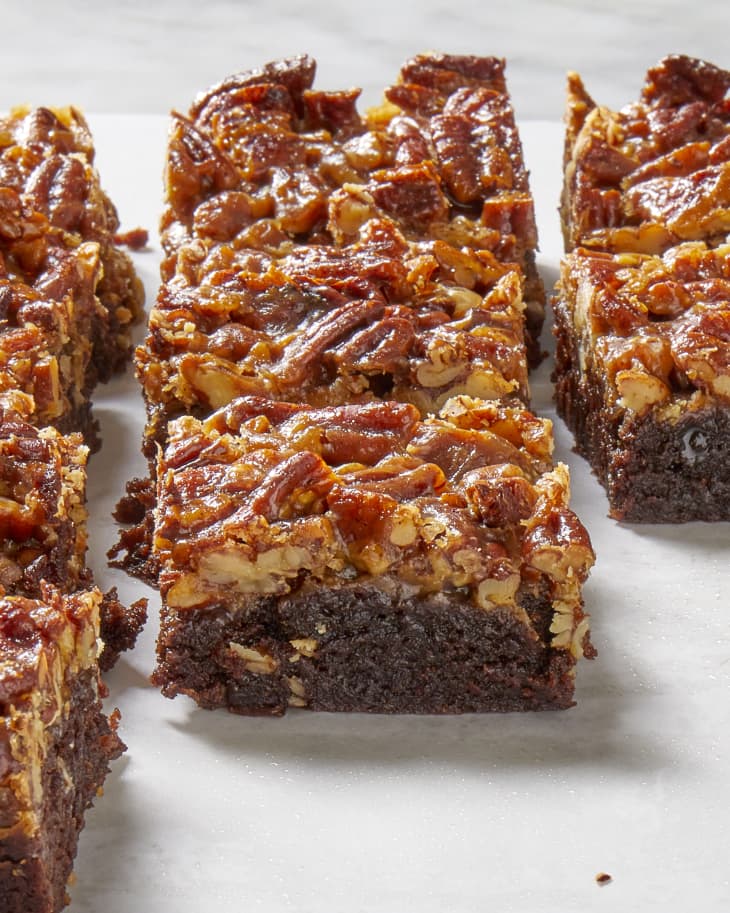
[328,315,416,374]
[191,54,317,122]
[238,451,335,522]
[165,116,239,221]
[463,463,537,526]
[398,53,507,96]
[274,299,384,386]
[270,165,327,234]
[303,88,363,134]
[25,155,89,233]
[388,116,432,166]
[523,507,594,584]
[369,162,450,231]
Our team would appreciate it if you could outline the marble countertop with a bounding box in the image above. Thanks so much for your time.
[3,0,729,119]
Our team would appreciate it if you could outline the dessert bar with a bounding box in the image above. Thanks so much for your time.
[555,241,730,521]
[0,243,103,446]
[152,396,594,714]
[118,54,595,714]
[160,52,545,363]
[0,105,144,912]
[557,55,730,521]
[0,406,146,667]
[0,586,124,913]
[0,410,89,598]
[0,106,145,390]
[561,54,730,255]
[138,219,529,457]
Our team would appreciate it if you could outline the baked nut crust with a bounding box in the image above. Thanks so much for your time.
[557,55,730,521]
[152,396,594,714]
[0,586,124,913]
[159,53,544,364]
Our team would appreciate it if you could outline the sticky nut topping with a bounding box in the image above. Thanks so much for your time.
[156,397,595,655]
[564,242,730,412]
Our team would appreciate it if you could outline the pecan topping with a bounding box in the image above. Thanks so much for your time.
[156,397,594,650]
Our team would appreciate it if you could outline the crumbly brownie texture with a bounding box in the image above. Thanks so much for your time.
[0,106,145,387]
[138,218,529,457]
[0,586,125,913]
[561,55,730,255]
[557,54,730,521]
[555,242,730,521]
[159,53,545,364]
[152,396,594,714]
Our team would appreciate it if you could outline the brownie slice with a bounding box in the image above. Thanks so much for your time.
[0,106,145,386]
[554,241,730,522]
[0,241,103,447]
[0,586,125,913]
[561,54,730,255]
[138,217,529,459]
[0,407,146,666]
[0,411,89,597]
[152,396,594,714]
[160,53,544,363]
[557,55,730,522]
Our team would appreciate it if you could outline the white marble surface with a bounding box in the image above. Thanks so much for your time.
[2,0,730,118]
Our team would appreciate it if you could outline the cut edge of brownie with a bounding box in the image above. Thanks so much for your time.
[152,579,579,715]
[0,587,125,913]
[553,290,730,522]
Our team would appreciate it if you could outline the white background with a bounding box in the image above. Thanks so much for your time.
[2,0,730,119]
[2,4,729,910]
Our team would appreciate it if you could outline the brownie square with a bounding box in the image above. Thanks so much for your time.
[0,106,145,388]
[557,55,730,521]
[0,586,124,913]
[152,396,594,714]
[561,55,730,255]
[554,241,730,521]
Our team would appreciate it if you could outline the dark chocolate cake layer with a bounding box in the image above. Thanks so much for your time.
[154,581,576,715]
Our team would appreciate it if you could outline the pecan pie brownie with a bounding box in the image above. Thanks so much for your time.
[556,55,730,521]
[0,407,146,668]
[0,106,145,389]
[160,53,545,364]
[555,241,730,521]
[0,586,124,913]
[561,55,730,255]
[117,55,595,712]
[138,219,529,459]
[152,396,594,714]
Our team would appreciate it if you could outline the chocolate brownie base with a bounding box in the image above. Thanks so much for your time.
[554,294,730,522]
[154,581,576,715]
[0,670,124,913]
